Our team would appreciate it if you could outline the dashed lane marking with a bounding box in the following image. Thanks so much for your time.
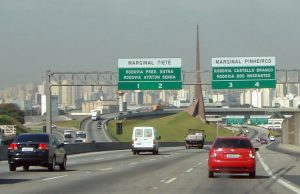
[42,175,68,181]
[94,158,104,161]
[164,177,177,184]
[185,168,193,173]
[100,168,113,171]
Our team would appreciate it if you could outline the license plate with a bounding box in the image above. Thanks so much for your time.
[22,147,34,152]
[227,154,240,158]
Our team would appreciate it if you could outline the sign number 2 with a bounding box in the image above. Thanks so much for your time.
[158,83,163,89]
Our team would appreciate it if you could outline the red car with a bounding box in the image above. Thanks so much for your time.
[208,136,258,178]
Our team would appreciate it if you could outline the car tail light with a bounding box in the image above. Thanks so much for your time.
[38,143,48,150]
[210,151,217,158]
[249,151,255,159]
[8,143,18,150]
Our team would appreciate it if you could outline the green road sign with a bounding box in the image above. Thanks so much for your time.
[118,81,182,90]
[225,116,245,125]
[211,57,276,89]
[250,115,269,125]
[118,58,182,90]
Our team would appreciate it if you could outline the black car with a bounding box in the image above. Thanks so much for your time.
[7,133,67,171]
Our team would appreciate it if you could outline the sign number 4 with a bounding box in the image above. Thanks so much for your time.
[255,82,260,87]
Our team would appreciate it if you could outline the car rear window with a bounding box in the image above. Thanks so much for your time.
[15,134,49,143]
[213,138,252,149]
[134,128,143,138]
[144,128,153,137]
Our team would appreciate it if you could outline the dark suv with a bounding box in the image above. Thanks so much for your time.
[8,133,67,171]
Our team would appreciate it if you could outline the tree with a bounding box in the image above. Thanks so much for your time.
[0,103,25,124]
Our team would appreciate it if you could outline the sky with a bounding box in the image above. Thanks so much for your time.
[0,0,299,89]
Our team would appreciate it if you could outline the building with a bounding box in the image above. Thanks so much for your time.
[82,100,118,113]
[41,95,59,116]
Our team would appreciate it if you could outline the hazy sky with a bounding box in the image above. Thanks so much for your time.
[1,0,299,89]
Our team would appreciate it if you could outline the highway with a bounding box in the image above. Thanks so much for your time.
[80,115,113,143]
[1,128,300,193]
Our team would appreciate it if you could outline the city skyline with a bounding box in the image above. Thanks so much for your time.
[1,0,300,89]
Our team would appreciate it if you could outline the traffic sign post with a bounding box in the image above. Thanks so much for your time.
[118,58,182,90]
[211,57,276,89]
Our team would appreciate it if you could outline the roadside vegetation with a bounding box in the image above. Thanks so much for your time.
[107,112,236,142]
[53,120,80,129]
[0,115,28,134]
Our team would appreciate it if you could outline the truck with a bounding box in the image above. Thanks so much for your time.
[185,129,205,149]
[91,110,101,121]
[151,104,163,111]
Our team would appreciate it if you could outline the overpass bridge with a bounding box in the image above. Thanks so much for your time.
[204,107,300,118]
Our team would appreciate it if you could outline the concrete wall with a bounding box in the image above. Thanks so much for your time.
[0,142,186,161]
[282,113,300,145]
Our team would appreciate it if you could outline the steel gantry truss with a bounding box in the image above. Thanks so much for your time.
[45,70,118,133]
[45,69,300,133]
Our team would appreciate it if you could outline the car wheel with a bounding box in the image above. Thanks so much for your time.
[208,170,214,178]
[133,151,137,155]
[9,163,16,171]
[59,156,67,171]
[48,156,56,171]
[23,165,29,171]
[249,171,256,178]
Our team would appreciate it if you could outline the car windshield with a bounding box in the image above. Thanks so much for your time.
[15,134,49,143]
[213,139,252,149]
[76,133,86,139]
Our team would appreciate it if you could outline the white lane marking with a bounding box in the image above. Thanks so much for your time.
[94,158,104,161]
[164,177,177,184]
[130,162,138,165]
[164,156,170,158]
[42,175,68,181]
[197,162,202,166]
[150,159,156,161]
[257,152,300,194]
[186,168,193,173]
[100,168,113,171]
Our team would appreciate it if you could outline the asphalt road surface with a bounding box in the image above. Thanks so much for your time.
[81,116,113,143]
[1,144,300,194]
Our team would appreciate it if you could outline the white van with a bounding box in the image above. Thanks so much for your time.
[131,126,161,155]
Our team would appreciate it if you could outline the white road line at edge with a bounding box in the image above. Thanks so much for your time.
[42,175,68,181]
[257,152,300,194]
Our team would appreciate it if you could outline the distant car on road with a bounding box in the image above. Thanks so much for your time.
[208,136,258,178]
[7,133,67,171]
[269,136,275,141]
[260,138,268,144]
[75,131,86,143]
